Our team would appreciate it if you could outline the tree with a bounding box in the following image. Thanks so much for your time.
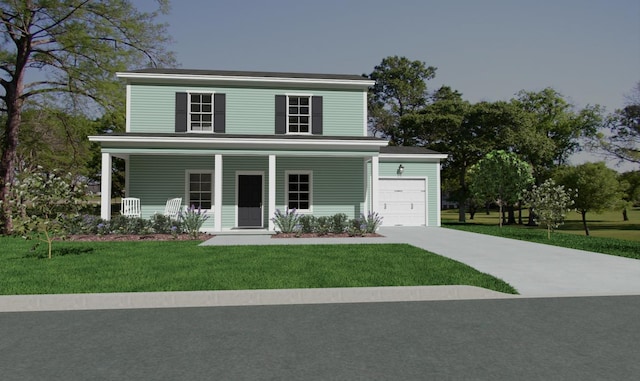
[0,0,176,234]
[512,88,603,180]
[468,150,533,227]
[555,162,622,236]
[368,56,436,145]
[598,81,640,165]
[403,88,520,222]
[618,170,640,221]
[4,166,88,258]
[522,179,575,239]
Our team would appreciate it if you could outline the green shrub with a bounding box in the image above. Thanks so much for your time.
[271,208,301,233]
[108,215,153,235]
[331,213,348,234]
[150,213,182,234]
[298,214,316,234]
[315,216,331,235]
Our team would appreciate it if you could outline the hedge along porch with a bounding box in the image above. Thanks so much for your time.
[93,134,387,232]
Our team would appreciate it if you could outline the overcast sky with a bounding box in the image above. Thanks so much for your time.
[148,0,639,169]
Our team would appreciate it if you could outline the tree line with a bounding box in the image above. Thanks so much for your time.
[368,56,639,234]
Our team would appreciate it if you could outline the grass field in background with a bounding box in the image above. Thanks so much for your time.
[0,238,517,295]
[442,207,640,242]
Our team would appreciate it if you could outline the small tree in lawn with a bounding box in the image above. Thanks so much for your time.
[4,167,88,259]
[468,150,534,227]
[523,179,575,239]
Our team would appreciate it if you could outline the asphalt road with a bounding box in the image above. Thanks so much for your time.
[2,296,639,380]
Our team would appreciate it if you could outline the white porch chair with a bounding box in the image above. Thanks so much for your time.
[121,197,141,218]
[163,197,183,220]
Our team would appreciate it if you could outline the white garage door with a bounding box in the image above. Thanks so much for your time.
[378,179,427,226]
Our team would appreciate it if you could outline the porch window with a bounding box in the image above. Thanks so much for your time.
[189,92,214,132]
[186,171,214,210]
[286,171,312,211]
[288,96,311,134]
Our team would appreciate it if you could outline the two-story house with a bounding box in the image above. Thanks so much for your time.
[89,69,447,232]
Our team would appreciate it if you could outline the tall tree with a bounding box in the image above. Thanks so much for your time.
[599,81,640,165]
[402,87,521,221]
[512,88,602,181]
[368,56,436,145]
[555,162,622,236]
[468,150,533,227]
[0,0,175,233]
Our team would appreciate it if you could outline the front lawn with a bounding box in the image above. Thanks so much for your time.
[0,237,517,295]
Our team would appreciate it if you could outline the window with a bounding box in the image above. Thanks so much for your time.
[286,171,312,211]
[288,96,311,134]
[187,171,214,209]
[189,93,213,132]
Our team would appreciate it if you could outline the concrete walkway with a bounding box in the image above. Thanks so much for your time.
[203,226,640,297]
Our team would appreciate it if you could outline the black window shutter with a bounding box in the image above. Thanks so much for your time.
[275,95,286,134]
[312,96,323,135]
[175,92,187,132]
[214,93,226,133]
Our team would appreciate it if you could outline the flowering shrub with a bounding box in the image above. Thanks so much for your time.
[180,205,209,239]
[523,179,575,239]
[271,208,301,233]
[361,212,383,233]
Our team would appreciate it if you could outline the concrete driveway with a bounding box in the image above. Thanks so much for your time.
[203,227,640,297]
[379,227,640,297]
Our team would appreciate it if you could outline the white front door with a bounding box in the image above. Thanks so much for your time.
[378,178,427,226]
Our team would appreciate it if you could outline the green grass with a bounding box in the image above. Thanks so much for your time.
[445,223,640,260]
[0,237,517,295]
[442,207,640,242]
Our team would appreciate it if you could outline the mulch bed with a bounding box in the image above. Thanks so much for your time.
[272,232,383,238]
[65,233,215,242]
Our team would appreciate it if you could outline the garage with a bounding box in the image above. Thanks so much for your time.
[378,178,427,226]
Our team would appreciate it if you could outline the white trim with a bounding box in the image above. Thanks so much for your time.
[363,91,368,136]
[187,91,215,133]
[125,85,131,133]
[185,169,215,212]
[235,171,265,228]
[284,170,313,213]
[100,153,112,220]
[116,72,375,89]
[268,155,276,231]
[214,155,223,232]
[371,156,379,216]
[378,177,428,226]
[89,135,387,149]
[379,153,449,160]
[436,163,442,227]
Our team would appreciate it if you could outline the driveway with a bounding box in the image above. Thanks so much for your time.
[203,227,640,297]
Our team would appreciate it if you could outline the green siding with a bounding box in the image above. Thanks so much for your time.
[277,157,364,219]
[128,155,215,229]
[379,161,440,226]
[129,84,365,136]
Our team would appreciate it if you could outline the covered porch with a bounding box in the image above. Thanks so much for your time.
[89,134,387,232]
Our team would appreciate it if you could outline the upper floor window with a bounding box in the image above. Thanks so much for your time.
[175,92,225,133]
[275,95,322,135]
[288,96,311,134]
[189,93,213,132]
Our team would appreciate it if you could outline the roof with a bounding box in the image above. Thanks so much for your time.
[94,133,385,141]
[380,146,444,155]
[118,68,375,90]
[127,68,369,82]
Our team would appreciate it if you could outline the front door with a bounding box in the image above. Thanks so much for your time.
[238,174,263,227]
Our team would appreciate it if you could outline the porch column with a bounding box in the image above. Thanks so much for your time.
[268,154,276,231]
[214,154,223,232]
[371,155,379,214]
[100,152,112,220]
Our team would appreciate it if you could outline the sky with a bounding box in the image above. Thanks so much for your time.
[145,0,639,169]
